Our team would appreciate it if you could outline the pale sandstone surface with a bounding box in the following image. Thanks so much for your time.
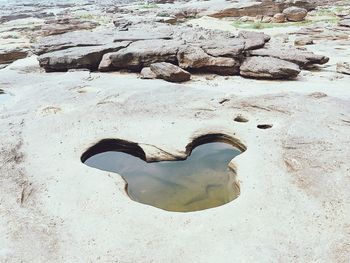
[0,56,349,262]
[1,0,350,262]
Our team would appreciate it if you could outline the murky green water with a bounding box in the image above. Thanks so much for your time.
[84,142,241,212]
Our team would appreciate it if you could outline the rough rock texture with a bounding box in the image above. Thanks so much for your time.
[150,62,191,82]
[0,48,28,64]
[240,56,301,79]
[238,31,271,50]
[140,67,157,79]
[283,6,308,22]
[272,13,286,23]
[200,39,245,58]
[336,62,350,75]
[38,42,130,72]
[106,39,183,70]
[294,37,314,46]
[249,45,329,68]
[33,23,327,80]
[177,46,240,75]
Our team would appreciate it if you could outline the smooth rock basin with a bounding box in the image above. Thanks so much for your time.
[83,139,243,212]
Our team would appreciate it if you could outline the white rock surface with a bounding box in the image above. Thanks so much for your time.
[0,56,349,262]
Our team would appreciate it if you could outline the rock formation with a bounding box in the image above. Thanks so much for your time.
[35,25,328,80]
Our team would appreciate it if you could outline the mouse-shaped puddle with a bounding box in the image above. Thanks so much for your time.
[82,137,244,212]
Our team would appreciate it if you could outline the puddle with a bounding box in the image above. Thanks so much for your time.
[0,89,11,104]
[83,138,243,212]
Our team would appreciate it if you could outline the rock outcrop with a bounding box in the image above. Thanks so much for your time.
[34,25,328,80]
[240,56,301,79]
[249,45,329,68]
[38,42,130,72]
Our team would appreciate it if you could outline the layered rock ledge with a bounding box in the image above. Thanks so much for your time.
[35,25,328,80]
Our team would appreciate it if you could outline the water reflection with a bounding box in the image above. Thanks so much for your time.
[84,142,241,212]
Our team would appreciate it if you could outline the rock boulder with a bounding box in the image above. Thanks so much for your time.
[150,62,191,82]
[283,6,307,22]
[240,56,300,79]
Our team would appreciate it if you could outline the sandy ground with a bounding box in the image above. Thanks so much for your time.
[0,54,349,262]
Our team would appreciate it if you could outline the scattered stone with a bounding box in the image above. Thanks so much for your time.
[283,7,308,22]
[38,42,130,72]
[249,45,329,68]
[272,13,286,23]
[239,16,255,22]
[113,18,133,31]
[294,37,314,46]
[140,67,157,79]
[336,62,350,75]
[177,46,240,75]
[149,62,191,82]
[240,56,300,79]
[261,16,273,23]
[156,16,177,25]
[308,92,327,99]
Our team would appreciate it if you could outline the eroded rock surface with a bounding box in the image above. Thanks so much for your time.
[38,42,130,72]
[32,25,328,80]
[283,6,308,21]
[249,45,329,68]
[240,56,301,79]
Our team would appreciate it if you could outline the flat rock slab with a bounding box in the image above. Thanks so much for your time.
[38,42,130,72]
[150,62,191,82]
[240,56,301,79]
[113,27,173,42]
[249,45,329,68]
[200,38,245,58]
[0,48,28,64]
[35,28,116,55]
[102,39,184,71]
